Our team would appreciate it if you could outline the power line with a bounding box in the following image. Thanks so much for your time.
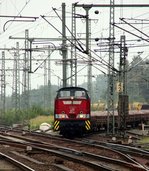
[4,0,32,31]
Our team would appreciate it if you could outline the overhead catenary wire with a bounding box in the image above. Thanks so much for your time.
[40,15,86,54]
[113,17,149,71]
[3,0,32,31]
[66,48,109,73]
[52,7,86,53]
[120,18,149,39]
[52,7,119,72]
[65,64,88,81]
[113,23,149,43]
[41,9,119,73]
[1,1,149,93]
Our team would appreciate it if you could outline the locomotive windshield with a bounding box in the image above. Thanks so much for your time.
[56,87,89,99]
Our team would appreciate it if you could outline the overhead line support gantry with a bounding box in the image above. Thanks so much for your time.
[74,2,149,135]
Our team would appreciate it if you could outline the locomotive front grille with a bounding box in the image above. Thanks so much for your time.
[69,114,76,118]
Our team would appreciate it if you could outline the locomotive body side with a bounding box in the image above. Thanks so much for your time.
[54,87,91,136]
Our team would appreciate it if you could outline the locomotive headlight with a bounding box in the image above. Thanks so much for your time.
[79,114,85,118]
[70,96,74,100]
[77,114,90,118]
[60,114,68,118]
[55,114,68,119]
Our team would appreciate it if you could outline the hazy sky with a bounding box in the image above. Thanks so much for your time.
[0,0,149,95]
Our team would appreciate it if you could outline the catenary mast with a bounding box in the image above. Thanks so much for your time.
[0,51,6,117]
[12,42,20,111]
[107,0,115,134]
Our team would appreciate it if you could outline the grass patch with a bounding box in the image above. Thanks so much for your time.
[30,115,54,130]
[138,137,149,143]
[137,136,149,150]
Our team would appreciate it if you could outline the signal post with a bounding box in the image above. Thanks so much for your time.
[117,35,129,136]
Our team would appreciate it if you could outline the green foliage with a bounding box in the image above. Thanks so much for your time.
[1,106,52,126]
[30,115,54,130]
[90,74,107,103]
[127,57,149,103]
[2,110,18,125]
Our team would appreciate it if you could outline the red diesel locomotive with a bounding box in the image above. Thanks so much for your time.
[53,87,91,136]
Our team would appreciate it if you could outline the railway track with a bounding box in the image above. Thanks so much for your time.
[79,138,149,169]
[0,152,35,171]
[0,128,148,171]
[0,137,146,171]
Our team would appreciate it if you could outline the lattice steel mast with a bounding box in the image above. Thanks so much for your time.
[107,0,115,134]
[71,4,92,95]
[83,5,92,98]
[0,51,6,117]
[12,42,20,111]
[118,35,128,135]
[87,18,92,98]
[71,3,77,86]
[43,48,52,108]
[44,59,47,109]
[48,47,52,106]
[62,3,67,87]
[22,29,30,109]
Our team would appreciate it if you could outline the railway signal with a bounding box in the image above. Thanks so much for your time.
[116,82,123,93]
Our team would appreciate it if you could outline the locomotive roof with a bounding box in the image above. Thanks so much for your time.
[57,86,88,92]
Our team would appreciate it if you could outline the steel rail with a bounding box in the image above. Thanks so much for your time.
[2,129,145,164]
[0,152,35,171]
[98,140,149,157]
[0,132,147,171]
[26,144,147,171]
[0,139,118,171]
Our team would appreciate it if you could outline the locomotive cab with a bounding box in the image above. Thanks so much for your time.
[54,87,91,136]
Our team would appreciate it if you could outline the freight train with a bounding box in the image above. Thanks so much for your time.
[53,86,149,136]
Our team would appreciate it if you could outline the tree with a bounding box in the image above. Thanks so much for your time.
[127,55,149,103]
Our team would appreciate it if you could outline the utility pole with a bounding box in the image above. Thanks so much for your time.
[21,29,30,128]
[43,47,52,109]
[12,42,20,112]
[71,3,77,86]
[107,0,115,134]
[22,29,30,110]
[71,4,93,95]
[83,5,92,98]
[117,35,128,136]
[48,47,52,107]
[62,3,67,87]
[44,59,47,109]
[0,51,6,119]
